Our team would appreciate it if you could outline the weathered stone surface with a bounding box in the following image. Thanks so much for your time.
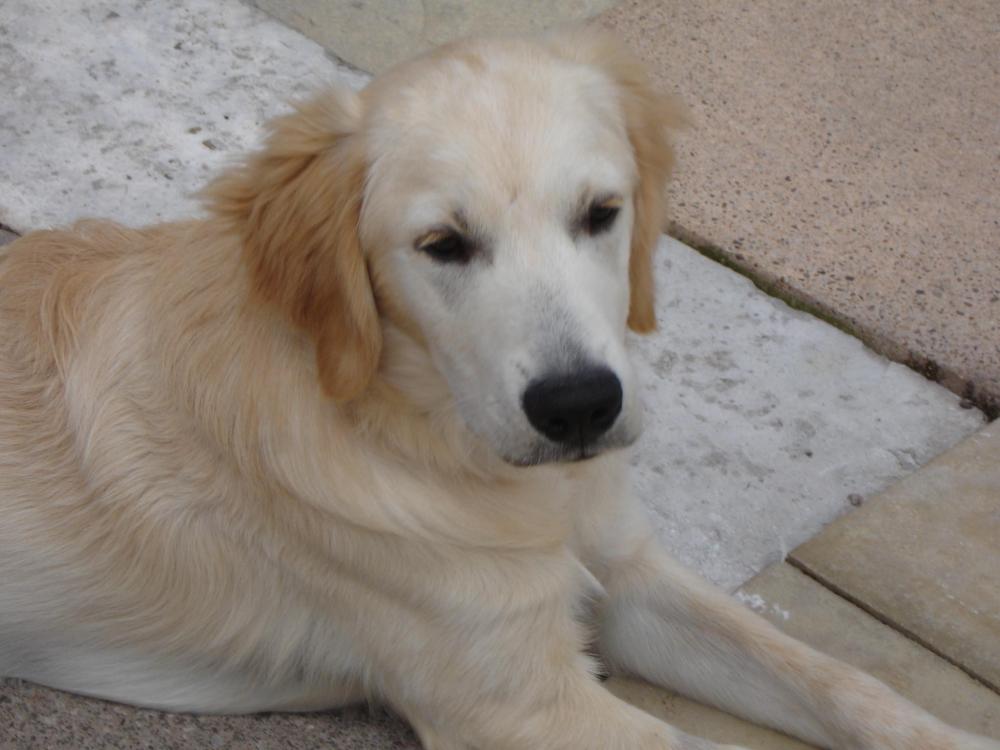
[601,0,1000,414]
[250,0,617,73]
[0,677,420,749]
[0,0,368,233]
[792,425,1000,692]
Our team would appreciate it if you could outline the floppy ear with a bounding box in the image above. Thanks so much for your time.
[548,29,688,333]
[205,88,381,400]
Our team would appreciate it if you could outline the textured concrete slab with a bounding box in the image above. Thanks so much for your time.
[629,239,984,589]
[0,678,420,749]
[0,0,368,232]
[609,563,1000,748]
[792,425,1000,692]
[600,1,1000,416]
[0,0,985,594]
[251,0,617,74]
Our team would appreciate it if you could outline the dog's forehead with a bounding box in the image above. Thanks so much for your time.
[363,45,634,212]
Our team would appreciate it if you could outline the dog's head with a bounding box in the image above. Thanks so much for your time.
[208,30,685,466]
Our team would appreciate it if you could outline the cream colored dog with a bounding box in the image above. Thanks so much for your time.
[0,30,996,750]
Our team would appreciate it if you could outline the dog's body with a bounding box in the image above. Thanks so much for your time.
[0,31,996,750]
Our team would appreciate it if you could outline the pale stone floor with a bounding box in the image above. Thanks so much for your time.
[1,1,998,747]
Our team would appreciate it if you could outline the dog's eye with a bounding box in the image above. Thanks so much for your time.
[586,200,621,235]
[415,229,471,264]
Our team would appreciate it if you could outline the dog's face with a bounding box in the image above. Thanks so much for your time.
[209,32,683,466]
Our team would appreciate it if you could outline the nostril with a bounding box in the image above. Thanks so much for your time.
[591,406,613,429]
[546,417,570,441]
[522,367,623,445]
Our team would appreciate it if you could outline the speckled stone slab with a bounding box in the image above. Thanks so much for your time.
[629,238,984,588]
[0,0,986,594]
[0,678,420,749]
[600,0,1000,416]
[792,424,1000,692]
[250,0,617,74]
[0,0,368,231]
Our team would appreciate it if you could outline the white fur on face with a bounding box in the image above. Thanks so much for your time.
[362,50,643,465]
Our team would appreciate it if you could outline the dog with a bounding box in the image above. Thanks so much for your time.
[0,29,996,750]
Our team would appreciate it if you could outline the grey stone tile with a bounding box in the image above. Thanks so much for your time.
[250,0,618,73]
[0,677,419,749]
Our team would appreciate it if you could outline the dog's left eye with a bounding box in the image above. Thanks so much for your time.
[586,200,621,235]
[415,229,471,264]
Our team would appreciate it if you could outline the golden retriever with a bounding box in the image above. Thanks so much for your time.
[0,29,996,750]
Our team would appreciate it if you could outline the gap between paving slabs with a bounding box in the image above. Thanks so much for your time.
[599,0,1000,422]
[611,562,1000,748]
[790,423,1000,695]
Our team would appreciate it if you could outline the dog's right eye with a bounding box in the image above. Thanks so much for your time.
[585,199,622,235]
[415,229,471,264]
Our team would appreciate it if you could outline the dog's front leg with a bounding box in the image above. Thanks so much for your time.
[585,501,998,749]
[364,551,748,750]
[395,653,748,750]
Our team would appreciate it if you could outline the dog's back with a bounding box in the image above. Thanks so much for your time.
[0,223,203,700]
[0,223,145,670]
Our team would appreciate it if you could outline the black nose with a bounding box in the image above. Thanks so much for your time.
[522,368,623,445]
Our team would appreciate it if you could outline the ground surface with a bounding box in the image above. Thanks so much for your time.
[0,1,997,748]
[601,0,1000,416]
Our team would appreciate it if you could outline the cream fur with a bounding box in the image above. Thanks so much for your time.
[1,30,996,750]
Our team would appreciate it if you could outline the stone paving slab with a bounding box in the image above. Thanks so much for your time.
[0,0,986,592]
[601,0,1000,416]
[792,424,1000,692]
[610,562,1000,748]
[0,0,368,232]
[0,678,420,749]
[250,0,616,74]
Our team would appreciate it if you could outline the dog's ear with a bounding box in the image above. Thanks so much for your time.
[548,29,688,333]
[205,88,380,400]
